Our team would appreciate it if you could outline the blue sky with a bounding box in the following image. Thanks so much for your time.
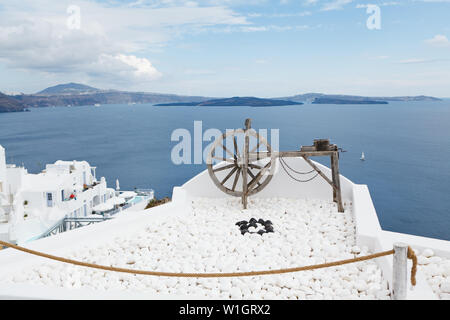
[0,0,449,97]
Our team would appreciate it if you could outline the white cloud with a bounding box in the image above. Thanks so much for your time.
[0,0,249,87]
[113,54,162,79]
[356,2,401,8]
[425,34,450,47]
[209,24,310,33]
[184,69,215,75]
[397,58,448,64]
[414,0,450,2]
[321,0,353,11]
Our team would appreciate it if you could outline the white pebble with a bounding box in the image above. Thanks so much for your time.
[440,281,450,294]
[422,249,434,258]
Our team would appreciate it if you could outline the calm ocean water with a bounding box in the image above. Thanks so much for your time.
[0,101,449,240]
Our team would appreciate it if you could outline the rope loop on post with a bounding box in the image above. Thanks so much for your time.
[407,246,418,286]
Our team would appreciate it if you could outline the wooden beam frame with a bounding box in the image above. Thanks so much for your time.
[230,119,345,213]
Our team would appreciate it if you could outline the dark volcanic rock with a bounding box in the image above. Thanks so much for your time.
[236,217,274,236]
[239,224,249,231]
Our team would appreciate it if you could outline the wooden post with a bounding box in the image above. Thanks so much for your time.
[393,243,408,300]
[331,155,337,203]
[331,151,344,212]
[242,119,251,209]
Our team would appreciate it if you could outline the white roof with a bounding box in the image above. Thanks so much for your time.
[112,197,125,205]
[119,191,136,198]
[93,197,124,211]
[92,202,114,212]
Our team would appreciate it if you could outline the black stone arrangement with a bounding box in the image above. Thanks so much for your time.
[236,218,274,236]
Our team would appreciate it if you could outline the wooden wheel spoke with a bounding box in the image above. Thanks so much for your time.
[247,169,262,187]
[221,166,238,185]
[247,162,272,191]
[213,164,235,173]
[232,168,241,191]
[233,136,240,158]
[248,163,263,170]
[212,156,235,163]
[221,143,235,160]
[250,139,261,153]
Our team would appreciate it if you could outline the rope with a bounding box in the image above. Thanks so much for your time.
[0,239,393,278]
[279,158,319,183]
[279,157,315,175]
[407,246,417,286]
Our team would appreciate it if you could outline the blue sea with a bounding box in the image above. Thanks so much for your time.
[0,101,449,240]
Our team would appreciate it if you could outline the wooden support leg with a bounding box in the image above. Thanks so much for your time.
[331,156,337,203]
[242,119,251,209]
[331,151,344,213]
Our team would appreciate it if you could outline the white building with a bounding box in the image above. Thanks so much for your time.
[0,145,118,244]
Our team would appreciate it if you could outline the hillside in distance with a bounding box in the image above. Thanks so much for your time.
[11,83,213,108]
[0,83,443,112]
[37,83,101,95]
[0,92,26,113]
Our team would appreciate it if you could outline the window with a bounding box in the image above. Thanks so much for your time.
[47,193,53,207]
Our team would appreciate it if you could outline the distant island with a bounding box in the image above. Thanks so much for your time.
[0,82,443,113]
[312,98,389,105]
[280,93,441,103]
[154,97,303,107]
[0,92,26,113]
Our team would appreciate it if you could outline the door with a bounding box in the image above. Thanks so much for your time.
[83,204,87,217]
[47,193,53,207]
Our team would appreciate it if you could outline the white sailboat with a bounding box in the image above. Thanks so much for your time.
[360,152,365,161]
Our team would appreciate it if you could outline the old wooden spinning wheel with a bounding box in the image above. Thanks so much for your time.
[207,119,345,212]
[206,119,274,209]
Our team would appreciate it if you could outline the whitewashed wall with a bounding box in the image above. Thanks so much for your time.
[0,157,448,299]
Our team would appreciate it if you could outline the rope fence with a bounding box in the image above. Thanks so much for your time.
[0,240,417,286]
